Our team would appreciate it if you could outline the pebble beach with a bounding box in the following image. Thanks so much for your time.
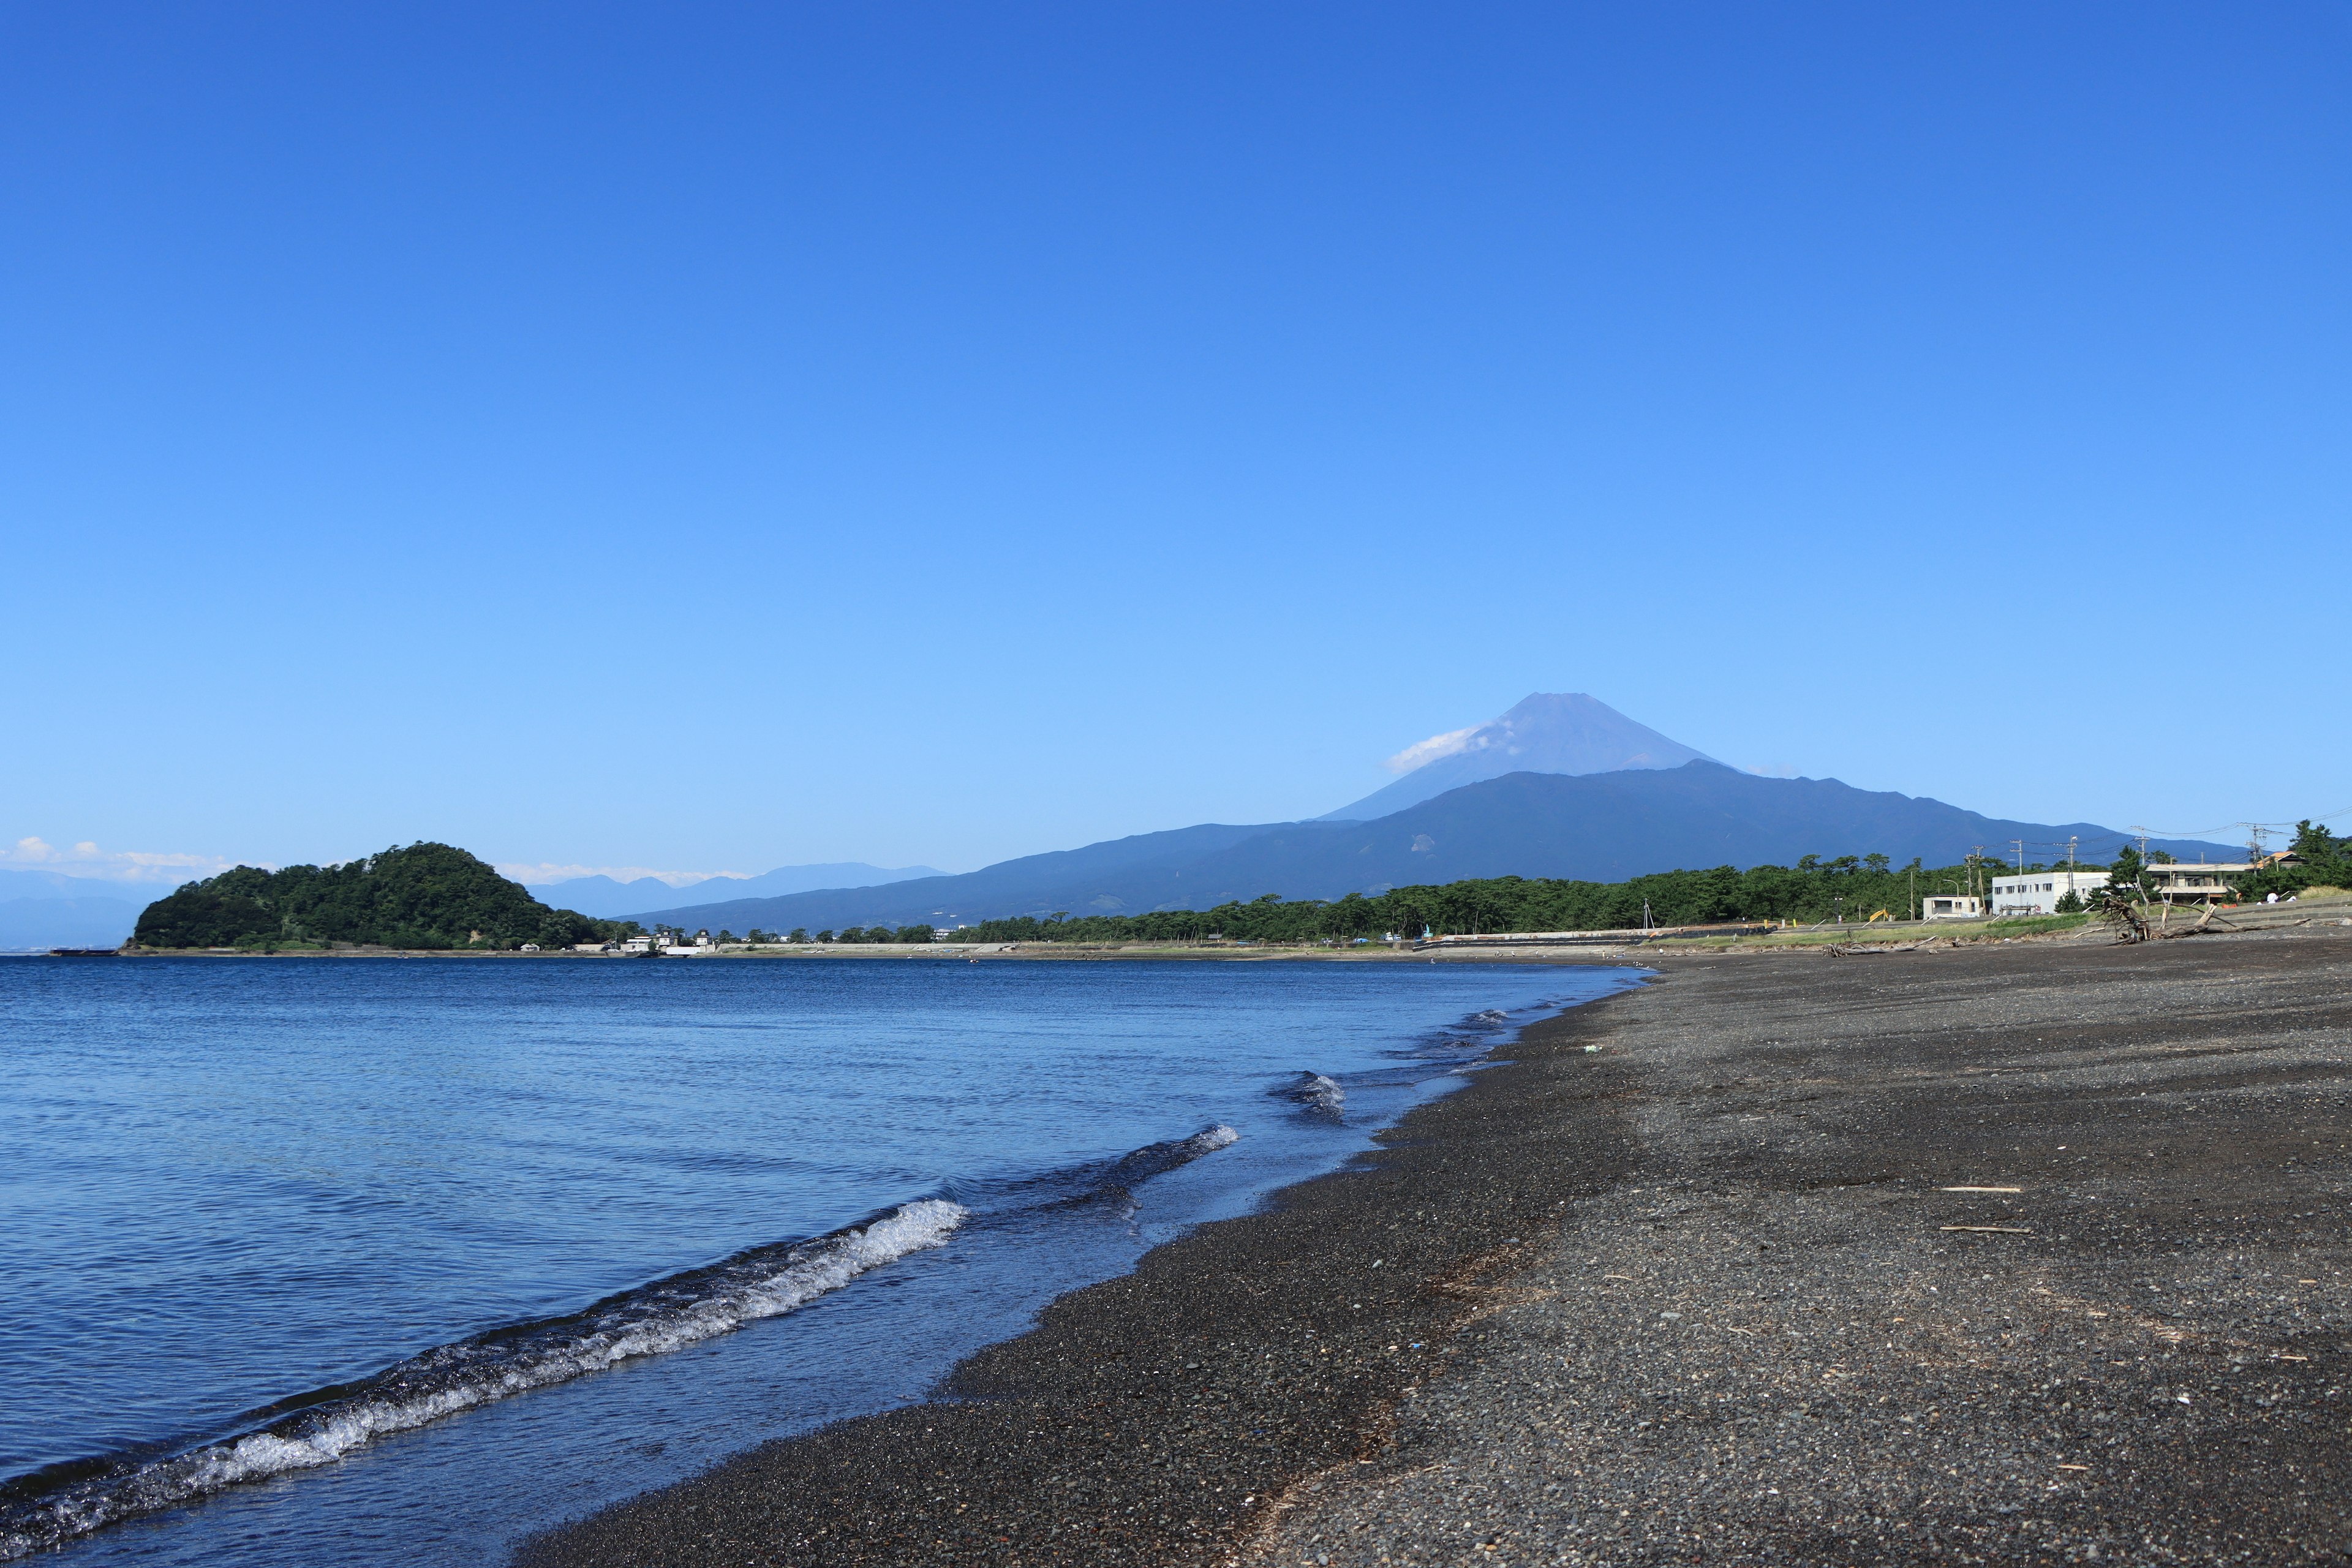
[524,926,2352,1567]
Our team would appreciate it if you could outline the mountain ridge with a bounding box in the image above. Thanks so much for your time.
[526,862,943,919]
[625,762,2238,932]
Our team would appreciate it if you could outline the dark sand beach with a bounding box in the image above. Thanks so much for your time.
[522,927,2352,1567]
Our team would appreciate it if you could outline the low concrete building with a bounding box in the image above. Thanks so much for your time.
[1922,894,1983,921]
[2146,862,2253,903]
[1991,869,2109,916]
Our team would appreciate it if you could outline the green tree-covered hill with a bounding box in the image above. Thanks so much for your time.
[947,852,2025,945]
[132,843,638,951]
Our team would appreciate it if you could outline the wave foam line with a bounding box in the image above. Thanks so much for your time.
[0,1199,965,1560]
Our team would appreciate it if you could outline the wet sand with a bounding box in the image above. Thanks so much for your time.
[520,928,2352,1567]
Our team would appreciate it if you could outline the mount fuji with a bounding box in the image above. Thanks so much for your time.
[1319,693,1717,821]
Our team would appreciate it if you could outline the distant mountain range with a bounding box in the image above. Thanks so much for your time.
[62,691,2247,949]
[526,862,942,919]
[1321,693,1717,820]
[0,870,158,951]
[624,692,2238,933]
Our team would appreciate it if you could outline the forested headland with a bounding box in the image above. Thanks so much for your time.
[131,843,639,951]
[948,853,2035,945]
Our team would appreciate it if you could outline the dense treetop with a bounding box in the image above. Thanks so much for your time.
[948,853,2018,945]
[2234,820,2352,902]
[132,842,638,951]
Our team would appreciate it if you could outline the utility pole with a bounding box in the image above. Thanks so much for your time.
[1910,865,1917,922]
[2012,839,2025,872]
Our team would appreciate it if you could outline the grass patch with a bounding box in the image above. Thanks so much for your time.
[1977,913,2093,938]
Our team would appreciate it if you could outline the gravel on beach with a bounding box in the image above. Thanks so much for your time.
[521,929,2352,1568]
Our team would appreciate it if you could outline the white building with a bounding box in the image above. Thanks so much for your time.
[1991,869,2109,916]
[1921,894,1983,921]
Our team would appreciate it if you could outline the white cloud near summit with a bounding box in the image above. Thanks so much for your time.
[1383,724,1485,775]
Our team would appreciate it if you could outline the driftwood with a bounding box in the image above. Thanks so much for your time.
[2158,900,2241,940]
[2090,888,2151,943]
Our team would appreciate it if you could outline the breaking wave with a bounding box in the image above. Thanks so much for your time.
[1272,1071,1346,1118]
[1098,1123,1240,1185]
[0,1199,965,1559]
[0,1117,1259,1559]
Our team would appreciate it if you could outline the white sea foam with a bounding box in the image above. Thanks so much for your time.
[0,1199,965,1560]
[1272,1072,1346,1116]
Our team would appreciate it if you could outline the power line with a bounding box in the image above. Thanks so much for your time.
[2127,810,2352,841]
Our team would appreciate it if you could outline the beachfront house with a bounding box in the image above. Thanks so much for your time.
[1921,894,1983,921]
[1990,869,2109,916]
[2145,862,2254,903]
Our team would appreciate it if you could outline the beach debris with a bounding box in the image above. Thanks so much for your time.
[2088,887,2151,943]
[1940,1225,2034,1234]
[1940,1185,2022,1193]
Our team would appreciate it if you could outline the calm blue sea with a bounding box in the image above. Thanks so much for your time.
[1,954,1638,1565]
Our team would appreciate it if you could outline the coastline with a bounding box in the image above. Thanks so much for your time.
[88,944,1654,962]
[518,976,1654,1567]
[524,925,2352,1567]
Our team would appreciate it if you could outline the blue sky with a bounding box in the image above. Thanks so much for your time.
[4,3,2346,886]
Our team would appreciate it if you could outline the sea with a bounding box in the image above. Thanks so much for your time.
[1,954,1640,1564]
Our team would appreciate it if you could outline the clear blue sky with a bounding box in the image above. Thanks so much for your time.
[4,4,2345,886]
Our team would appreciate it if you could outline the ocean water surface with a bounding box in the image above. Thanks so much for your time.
[1,954,1638,1564]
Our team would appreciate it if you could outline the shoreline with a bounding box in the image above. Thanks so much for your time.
[524,924,2352,1567]
[77,945,1659,963]
[518,974,1654,1566]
